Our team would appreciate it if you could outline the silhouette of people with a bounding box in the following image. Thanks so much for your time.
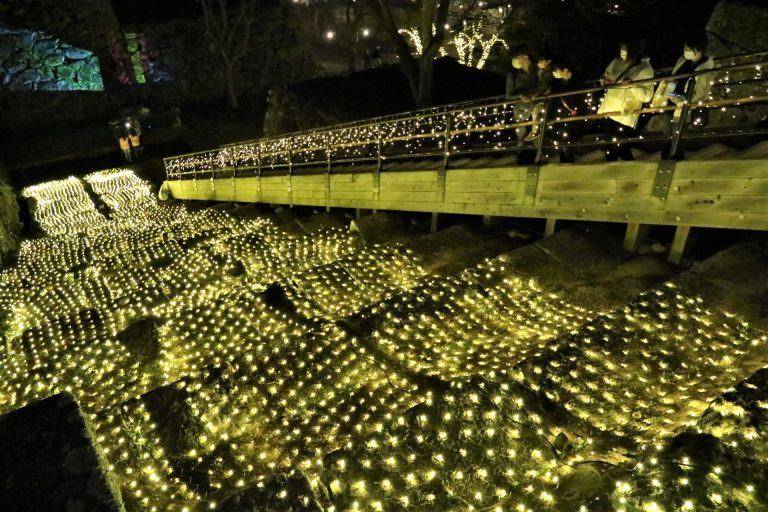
[119,135,132,162]
[128,128,142,160]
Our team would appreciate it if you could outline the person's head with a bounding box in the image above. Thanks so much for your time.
[511,49,533,70]
[129,128,137,136]
[683,36,707,61]
[537,51,553,69]
[619,42,629,61]
[622,40,647,65]
[552,64,573,81]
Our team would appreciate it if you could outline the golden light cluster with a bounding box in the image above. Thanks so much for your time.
[2,170,768,510]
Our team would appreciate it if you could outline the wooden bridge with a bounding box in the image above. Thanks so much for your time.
[163,53,768,264]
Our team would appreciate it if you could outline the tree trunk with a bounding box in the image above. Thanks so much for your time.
[416,58,434,108]
[224,60,240,110]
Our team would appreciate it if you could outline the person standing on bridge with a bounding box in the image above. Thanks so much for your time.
[506,48,539,147]
[598,40,654,161]
[652,35,716,158]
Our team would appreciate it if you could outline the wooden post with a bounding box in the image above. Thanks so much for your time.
[545,218,557,237]
[623,223,650,252]
[355,208,361,220]
[430,212,439,233]
[482,215,493,227]
[668,225,692,265]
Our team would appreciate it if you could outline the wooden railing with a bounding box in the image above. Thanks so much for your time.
[164,52,768,181]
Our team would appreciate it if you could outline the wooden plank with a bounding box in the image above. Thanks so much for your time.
[536,192,665,210]
[377,181,437,192]
[329,190,375,201]
[538,179,617,194]
[260,192,291,203]
[673,160,768,179]
[538,162,658,181]
[444,191,524,204]
[291,190,327,200]
[291,176,327,186]
[379,190,441,201]
[669,178,768,196]
[447,168,528,182]
[666,194,768,213]
[616,180,655,195]
[380,171,439,183]
[444,180,525,192]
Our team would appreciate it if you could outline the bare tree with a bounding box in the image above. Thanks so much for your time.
[200,0,257,110]
[363,0,466,108]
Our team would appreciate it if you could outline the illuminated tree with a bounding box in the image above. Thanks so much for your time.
[363,0,456,107]
[398,4,507,70]
[199,0,257,110]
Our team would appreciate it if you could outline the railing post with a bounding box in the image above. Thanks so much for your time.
[668,77,697,159]
[287,139,293,207]
[534,100,551,165]
[326,133,332,212]
[231,148,237,199]
[442,114,452,171]
[374,125,382,209]
[256,142,262,203]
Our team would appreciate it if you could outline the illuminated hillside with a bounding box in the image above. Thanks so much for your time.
[1,169,767,511]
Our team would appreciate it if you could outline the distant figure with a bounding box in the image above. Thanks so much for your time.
[128,128,142,159]
[370,46,382,67]
[597,40,654,161]
[119,135,133,162]
[506,49,539,146]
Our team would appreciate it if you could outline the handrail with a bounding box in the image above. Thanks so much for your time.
[166,53,768,179]
[217,49,768,147]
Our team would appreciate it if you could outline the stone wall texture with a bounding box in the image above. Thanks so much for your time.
[706,0,768,126]
[0,0,316,133]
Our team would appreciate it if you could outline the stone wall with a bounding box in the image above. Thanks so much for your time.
[707,0,768,56]
[0,1,315,134]
[0,26,104,91]
[705,0,768,126]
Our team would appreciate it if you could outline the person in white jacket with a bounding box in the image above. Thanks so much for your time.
[598,40,654,161]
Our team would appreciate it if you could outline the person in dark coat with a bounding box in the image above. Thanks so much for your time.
[506,49,539,146]
[524,51,555,142]
[549,61,586,163]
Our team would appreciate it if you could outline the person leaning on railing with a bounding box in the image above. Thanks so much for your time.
[506,48,540,146]
[651,35,716,136]
[550,61,584,163]
[597,40,655,161]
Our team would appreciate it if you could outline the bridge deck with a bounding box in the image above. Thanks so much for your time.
[166,157,768,231]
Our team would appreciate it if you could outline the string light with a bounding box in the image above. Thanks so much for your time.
[2,167,768,510]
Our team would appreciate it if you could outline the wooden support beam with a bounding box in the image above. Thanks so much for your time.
[623,223,650,252]
[482,215,493,227]
[355,208,361,220]
[545,218,557,237]
[668,225,692,265]
[431,212,439,233]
